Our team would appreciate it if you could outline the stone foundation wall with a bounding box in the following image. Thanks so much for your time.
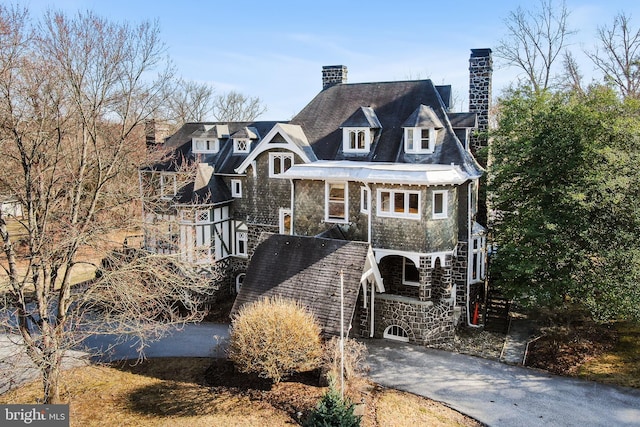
[361,294,454,346]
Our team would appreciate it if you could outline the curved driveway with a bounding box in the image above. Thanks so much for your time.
[5,324,640,427]
[366,339,640,427]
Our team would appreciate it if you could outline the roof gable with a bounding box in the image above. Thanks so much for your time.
[402,105,444,129]
[231,234,371,336]
[341,106,382,129]
[235,123,318,174]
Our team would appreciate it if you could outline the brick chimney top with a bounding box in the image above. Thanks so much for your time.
[322,65,348,90]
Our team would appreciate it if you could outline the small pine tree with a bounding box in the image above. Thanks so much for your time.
[304,385,361,427]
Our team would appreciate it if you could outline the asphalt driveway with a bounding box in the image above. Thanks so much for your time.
[4,324,640,427]
[366,339,640,427]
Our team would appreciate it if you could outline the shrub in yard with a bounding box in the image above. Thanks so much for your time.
[322,336,369,386]
[228,296,322,383]
[304,385,361,427]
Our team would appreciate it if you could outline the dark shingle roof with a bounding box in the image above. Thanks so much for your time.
[448,112,478,128]
[143,121,280,173]
[341,106,382,128]
[173,174,232,205]
[231,234,369,336]
[402,105,444,129]
[290,80,482,176]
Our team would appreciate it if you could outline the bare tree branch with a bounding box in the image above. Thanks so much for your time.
[586,13,640,99]
[495,0,575,92]
[212,90,267,122]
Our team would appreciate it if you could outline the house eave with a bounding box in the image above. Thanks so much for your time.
[280,160,473,186]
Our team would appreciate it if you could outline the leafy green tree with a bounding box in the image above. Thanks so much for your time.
[489,86,640,320]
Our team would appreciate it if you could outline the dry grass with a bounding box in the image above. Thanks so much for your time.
[374,389,480,426]
[0,218,137,290]
[0,358,481,426]
[578,322,640,388]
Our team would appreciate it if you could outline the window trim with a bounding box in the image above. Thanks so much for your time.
[470,235,486,283]
[342,127,371,153]
[383,325,410,342]
[360,186,370,214]
[231,179,242,198]
[233,138,251,153]
[432,190,448,219]
[192,138,219,154]
[159,172,177,199]
[235,230,248,258]
[325,181,349,223]
[376,189,421,219]
[404,127,436,154]
[269,152,294,177]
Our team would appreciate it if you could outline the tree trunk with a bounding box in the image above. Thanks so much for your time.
[42,356,62,404]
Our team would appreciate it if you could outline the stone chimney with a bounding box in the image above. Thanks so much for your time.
[145,119,171,147]
[468,48,492,155]
[322,65,348,90]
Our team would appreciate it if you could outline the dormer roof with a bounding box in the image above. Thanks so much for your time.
[231,126,259,139]
[402,105,444,129]
[192,124,229,139]
[340,106,382,129]
[448,112,478,128]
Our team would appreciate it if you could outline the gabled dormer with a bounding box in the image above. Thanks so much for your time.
[230,127,259,154]
[402,105,443,154]
[191,124,229,154]
[340,107,382,154]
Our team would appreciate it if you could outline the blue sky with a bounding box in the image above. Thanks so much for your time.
[23,0,640,120]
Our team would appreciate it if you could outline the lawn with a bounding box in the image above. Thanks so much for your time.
[0,358,480,427]
[578,321,640,388]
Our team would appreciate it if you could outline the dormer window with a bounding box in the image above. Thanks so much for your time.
[343,128,371,153]
[234,138,251,153]
[405,127,436,153]
[402,105,443,155]
[193,138,219,154]
[340,107,381,154]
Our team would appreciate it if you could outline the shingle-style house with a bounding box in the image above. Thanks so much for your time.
[141,48,492,346]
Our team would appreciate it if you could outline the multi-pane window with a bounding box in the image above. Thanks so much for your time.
[192,138,219,153]
[432,190,448,219]
[343,128,370,153]
[377,189,420,219]
[404,127,435,153]
[234,139,250,153]
[326,182,348,222]
[236,231,248,257]
[383,325,409,342]
[160,173,177,199]
[471,235,486,283]
[269,153,294,177]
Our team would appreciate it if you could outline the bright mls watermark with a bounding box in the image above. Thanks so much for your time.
[2,405,69,426]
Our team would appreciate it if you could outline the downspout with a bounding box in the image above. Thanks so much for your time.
[365,183,372,244]
[138,170,146,249]
[289,179,295,235]
[467,180,481,328]
[370,280,375,337]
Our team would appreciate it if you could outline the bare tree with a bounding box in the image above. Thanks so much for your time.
[495,0,575,92]
[212,90,267,122]
[0,6,212,404]
[164,78,216,126]
[559,50,586,94]
[586,13,640,99]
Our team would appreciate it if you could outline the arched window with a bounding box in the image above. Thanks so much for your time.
[235,273,246,294]
[383,325,409,342]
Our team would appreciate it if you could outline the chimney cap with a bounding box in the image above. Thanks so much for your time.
[470,48,492,58]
